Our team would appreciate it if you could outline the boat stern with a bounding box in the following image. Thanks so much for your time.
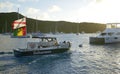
[13,48,33,57]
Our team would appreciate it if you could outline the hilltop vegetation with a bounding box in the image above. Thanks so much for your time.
[0,12,106,33]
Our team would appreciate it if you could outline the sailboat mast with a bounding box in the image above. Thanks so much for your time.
[5,20,7,33]
[36,17,37,32]
[55,22,57,33]
[25,17,27,35]
[18,8,19,19]
[76,23,79,35]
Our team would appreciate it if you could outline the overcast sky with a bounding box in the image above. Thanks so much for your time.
[0,0,120,23]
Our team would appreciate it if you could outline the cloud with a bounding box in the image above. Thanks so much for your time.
[38,12,50,20]
[24,7,40,18]
[23,5,62,21]
[26,7,40,15]
[0,1,14,12]
[72,0,120,23]
[48,5,62,13]
[23,7,50,20]
[0,1,13,9]
[18,0,39,2]
[95,0,103,3]
[0,1,20,12]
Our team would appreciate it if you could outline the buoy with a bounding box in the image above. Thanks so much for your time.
[79,44,82,47]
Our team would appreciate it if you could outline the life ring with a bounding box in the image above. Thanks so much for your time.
[29,43,36,49]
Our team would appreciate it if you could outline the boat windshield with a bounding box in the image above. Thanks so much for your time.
[108,33,113,36]
[47,38,56,42]
[100,32,113,36]
[41,37,57,42]
[100,33,106,36]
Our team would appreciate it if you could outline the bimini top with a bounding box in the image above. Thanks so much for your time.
[106,23,120,28]
[32,36,56,39]
[31,36,57,43]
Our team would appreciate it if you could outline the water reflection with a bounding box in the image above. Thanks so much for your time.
[0,34,120,74]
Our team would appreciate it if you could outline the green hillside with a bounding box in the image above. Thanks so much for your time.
[0,12,106,33]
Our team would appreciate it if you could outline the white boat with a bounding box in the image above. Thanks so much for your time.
[89,23,120,44]
[13,37,71,57]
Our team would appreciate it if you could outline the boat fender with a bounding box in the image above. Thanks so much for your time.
[29,43,36,48]
[79,44,82,47]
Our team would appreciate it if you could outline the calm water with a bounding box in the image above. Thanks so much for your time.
[0,34,120,74]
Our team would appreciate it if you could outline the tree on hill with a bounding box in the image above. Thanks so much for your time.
[0,12,106,33]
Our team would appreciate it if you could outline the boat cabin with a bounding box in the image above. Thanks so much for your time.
[99,23,120,37]
[27,37,58,49]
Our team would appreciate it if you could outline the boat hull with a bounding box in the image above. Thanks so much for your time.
[89,37,105,44]
[14,48,70,57]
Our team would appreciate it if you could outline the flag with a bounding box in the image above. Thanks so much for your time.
[12,17,26,36]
